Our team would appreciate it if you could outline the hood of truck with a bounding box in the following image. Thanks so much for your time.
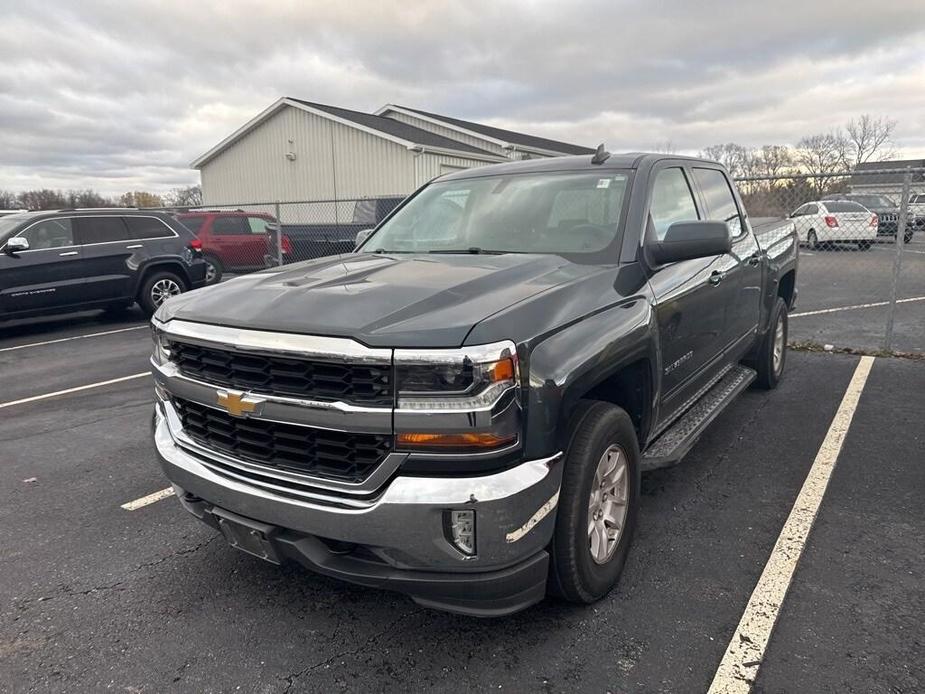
[159,253,600,347]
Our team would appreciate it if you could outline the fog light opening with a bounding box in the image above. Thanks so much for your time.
[445,509,476,556]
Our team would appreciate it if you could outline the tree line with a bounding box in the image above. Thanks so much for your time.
[697,114,898,180]
[0,185,202,211]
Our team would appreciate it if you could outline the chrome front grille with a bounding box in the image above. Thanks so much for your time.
[173,397,392,483]
[169,340,393,406]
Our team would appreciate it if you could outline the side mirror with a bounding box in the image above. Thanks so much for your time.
[649,221,731,265]
[354,228,373,249]
[5,237,29,254]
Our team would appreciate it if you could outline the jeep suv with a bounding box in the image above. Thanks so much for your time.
[0,209,206,320]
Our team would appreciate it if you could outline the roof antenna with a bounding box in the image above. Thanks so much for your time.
[591,143,611,165]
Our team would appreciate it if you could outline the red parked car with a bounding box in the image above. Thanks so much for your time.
[176,211,289,284]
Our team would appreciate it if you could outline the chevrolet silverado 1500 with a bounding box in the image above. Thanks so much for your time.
[150,152,798,616]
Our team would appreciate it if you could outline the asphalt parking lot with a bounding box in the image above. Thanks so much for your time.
[790,234,925,354]
[1,301,923,694]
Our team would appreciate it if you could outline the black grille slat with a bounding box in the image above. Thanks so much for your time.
[169,341,392,405]
[174,398,391,483]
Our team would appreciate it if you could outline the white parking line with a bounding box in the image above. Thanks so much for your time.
[791,295,925,318]
[121,487,174,510]
[0,372,149,409]
[708,356,875,693]
[0,325,147,353]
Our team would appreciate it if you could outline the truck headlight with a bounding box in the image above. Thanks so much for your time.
[150,322,172,366]
[394,341,521,455]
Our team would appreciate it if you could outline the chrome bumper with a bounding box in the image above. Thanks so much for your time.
[153,403,563,572]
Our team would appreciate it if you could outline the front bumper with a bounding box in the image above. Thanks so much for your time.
[153,404,564,616]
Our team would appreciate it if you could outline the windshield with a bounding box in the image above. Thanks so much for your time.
[0,214,29,240]
[363,171,630,255]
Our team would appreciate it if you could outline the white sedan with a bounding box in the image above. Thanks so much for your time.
[790,200,878,250]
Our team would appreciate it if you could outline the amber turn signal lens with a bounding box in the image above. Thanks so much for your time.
[488,357,515,383]
[397,432,516,449]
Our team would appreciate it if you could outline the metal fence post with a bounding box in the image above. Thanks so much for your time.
[275,200,283,267]
[883,169,912,352]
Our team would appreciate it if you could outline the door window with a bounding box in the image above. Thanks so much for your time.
[179,216,206,234]
[650,168,699,240]
[247,217,271,234]
[73,217,128,245]
[211,216,249,235]
[805,204,819,215]
[124,216,174,239]
[18,218,74,249]
[692,168,743,237]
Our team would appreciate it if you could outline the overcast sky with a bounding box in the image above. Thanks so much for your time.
[1,0,924,195]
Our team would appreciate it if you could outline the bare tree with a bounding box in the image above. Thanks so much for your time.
[700,143,752,178]
[163,185,202,208]
[0,190,20,209]
[19,189,69,210]
[754,145,794,179]
[652,140,676,155]
[796,133,847,190]
[844,114,897,166]
[120,191,164,208]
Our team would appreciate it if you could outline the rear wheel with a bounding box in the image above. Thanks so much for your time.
[203,254,223,285]
[904,231,914,244]
[138,271,185,317]
[754,297,788,390]
[807,229,819,250]
[548,401,640,604]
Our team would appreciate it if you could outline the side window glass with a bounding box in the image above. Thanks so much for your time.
[692,168,742,238]
[211,217,248,235]
[792,205,806,217]
[73,217,128,245]
[806,204,818,215]
[247,217,269,234]
[19,219,74,249]
[124,216,174,239]
[650,168,699,240]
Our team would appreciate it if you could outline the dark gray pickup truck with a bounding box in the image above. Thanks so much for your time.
[149,152,798,616]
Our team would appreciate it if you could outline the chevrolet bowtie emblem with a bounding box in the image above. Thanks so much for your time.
[216,390,262,418]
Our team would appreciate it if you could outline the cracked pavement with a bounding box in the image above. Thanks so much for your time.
[1,309,923,692]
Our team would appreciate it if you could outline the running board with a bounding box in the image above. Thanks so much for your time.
[642,365,756,471]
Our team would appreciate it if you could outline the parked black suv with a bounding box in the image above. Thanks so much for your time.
[0,209,207,321]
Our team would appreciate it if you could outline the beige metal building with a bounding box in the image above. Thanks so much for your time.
[191,98,594,206]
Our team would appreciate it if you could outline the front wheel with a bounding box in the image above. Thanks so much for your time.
[858,241,872,251]
[548,401,640,604]
[904,232,914,244]
[138,271,185,317]
[754,297,788,389]
[203,254,224,285]
[807,229,819,250]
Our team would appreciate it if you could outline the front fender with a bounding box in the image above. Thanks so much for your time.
[522,297,659,459]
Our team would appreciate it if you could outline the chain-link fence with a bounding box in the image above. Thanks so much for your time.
[735,167,924,355]
[155,166,924,356]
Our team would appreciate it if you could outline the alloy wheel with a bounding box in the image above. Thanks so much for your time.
[151,278,181,307]
[588,444,629,565]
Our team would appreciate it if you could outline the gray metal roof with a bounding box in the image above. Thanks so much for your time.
[850,159,925,186]
[392,106,597,155]
[289,99,499,157]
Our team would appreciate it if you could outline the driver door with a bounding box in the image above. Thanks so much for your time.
[0,218,85,314]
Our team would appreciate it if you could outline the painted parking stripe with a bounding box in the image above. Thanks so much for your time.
[121,487,174,510]
[707,356,875,693]
[0,325,147,352]
[0,372,148,409]
[790,295,925,318]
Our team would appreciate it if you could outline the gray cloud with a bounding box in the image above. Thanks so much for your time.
[0,0,923,195]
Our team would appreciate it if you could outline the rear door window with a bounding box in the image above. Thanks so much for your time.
[211,216,249,235]
[73,217,128,245]
[19,218,74,249]
[692,168,743,237]
[650,168,700,240]
[125,216,175,239]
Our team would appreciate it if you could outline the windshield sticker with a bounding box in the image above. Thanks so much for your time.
[597,178,611,188]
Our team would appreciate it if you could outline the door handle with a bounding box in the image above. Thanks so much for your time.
[58,251,78,256]
[126,244,143,249]
[708,270,725,286]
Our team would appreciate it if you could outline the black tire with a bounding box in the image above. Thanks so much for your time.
[807,229,819,250]
[203,254,224,285]
[754,297,788,390]
[548,400,640,604]
[138,270,186,317]
[903,232,913,244]
[857,241,872,251]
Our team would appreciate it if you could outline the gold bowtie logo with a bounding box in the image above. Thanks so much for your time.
[217,390,260,417]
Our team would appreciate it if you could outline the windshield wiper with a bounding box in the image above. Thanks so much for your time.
[428,247,507,255]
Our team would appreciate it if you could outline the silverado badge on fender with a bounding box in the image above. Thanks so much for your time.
[216,390,263,418]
